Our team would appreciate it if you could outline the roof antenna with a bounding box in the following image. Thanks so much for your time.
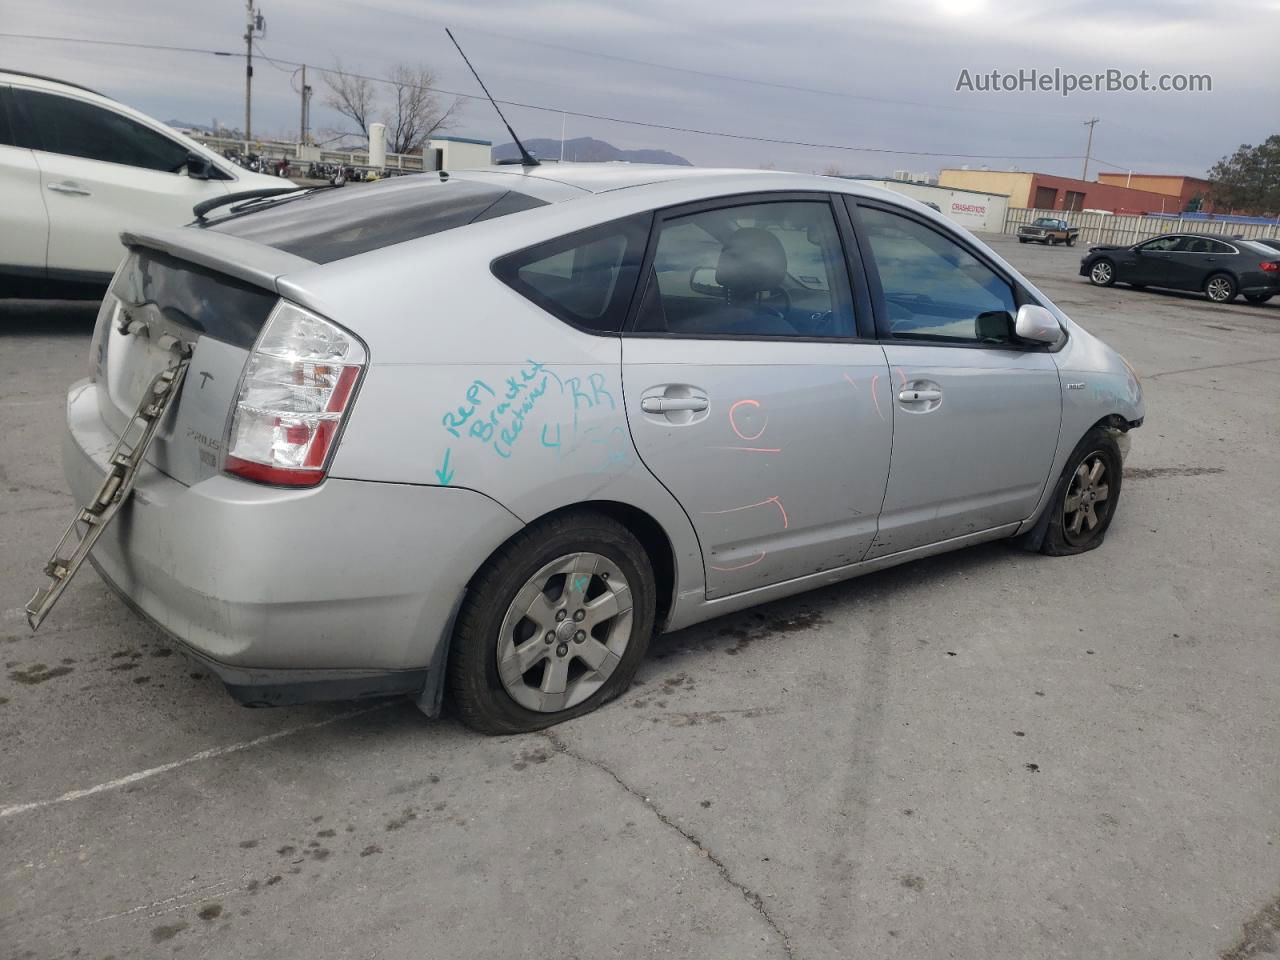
[445,28,539,167]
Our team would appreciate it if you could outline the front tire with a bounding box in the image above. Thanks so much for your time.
[1205,273,1237,303]
[1040,428,1123,556]
[1019,237,1028,244]
[1088,259,1116,286]
[447,511,656,734]
[1066,237,1076,247]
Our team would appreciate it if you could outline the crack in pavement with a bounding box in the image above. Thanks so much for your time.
[1147,355,1280,380]
[542,730,795,960]
[1125,466,1226,480]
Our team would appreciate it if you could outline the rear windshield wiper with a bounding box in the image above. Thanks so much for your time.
[193,187,304,222]
[192,184,347,224]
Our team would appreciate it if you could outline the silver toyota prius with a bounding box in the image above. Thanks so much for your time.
[32,164,1143,733]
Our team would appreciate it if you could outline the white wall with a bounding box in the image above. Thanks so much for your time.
[855,179,1009,233]
[432,139,492,170]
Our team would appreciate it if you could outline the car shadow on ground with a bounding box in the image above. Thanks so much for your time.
[1080,282,1278,314]
[0,299,100,334]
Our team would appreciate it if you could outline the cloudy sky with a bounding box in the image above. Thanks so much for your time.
[2,0,1274,178]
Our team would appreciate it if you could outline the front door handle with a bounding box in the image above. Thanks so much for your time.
[641,396,708,414]
[47,182,91,196]
[898,388,941,403]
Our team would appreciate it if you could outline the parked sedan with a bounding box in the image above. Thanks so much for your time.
[0,71,283,298]
[1081,233,1280,304]
[31,165,1144,733]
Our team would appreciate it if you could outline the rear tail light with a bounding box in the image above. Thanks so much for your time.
[1261,261,1279,273]
[224,301,366,487]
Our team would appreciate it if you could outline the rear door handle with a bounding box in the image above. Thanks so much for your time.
[898,388,941,403]
[641,396,708,413]
[47,182,91,196]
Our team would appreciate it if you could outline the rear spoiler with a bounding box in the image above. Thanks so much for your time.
[119,226,316,293]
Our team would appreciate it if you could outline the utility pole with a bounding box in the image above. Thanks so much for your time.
[243,0,266,144]
[299,64,312,146]
[1081,117,1099,181]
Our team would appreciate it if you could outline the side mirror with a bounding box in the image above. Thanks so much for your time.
[185,154,212,180]
[689,265,722,298]
[1014,304,1063,345]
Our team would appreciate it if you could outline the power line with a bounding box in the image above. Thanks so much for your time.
[0,31,239,57]
[426,21,1076,121]
[0,30,1086,162]
[253,46,1084,161]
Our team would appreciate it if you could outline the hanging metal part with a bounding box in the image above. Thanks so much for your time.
[25,343,192,631]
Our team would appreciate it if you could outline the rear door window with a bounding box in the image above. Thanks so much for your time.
[633,199,856,338]
[492,214,651,334]
[12,88,190,172]
[210,176,548,264]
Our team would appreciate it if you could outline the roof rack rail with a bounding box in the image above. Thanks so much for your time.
[0,68,113,100]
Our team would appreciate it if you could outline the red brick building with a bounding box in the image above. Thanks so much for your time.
[1095,173,1214,213]
[938,169,1197,215]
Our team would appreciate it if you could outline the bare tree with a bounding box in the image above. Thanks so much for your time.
[385,65,463,155]
[323,60,463,156]
[323,59,376,140]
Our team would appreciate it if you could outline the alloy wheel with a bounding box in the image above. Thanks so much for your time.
[495,552,633,713]
[1062,452,1112,546]
[1206,276,1233,302]
[1090,262,1112,284]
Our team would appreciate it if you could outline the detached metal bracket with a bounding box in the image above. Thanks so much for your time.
[25,344,191,631]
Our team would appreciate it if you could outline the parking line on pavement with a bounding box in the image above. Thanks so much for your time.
[0,703,391,819]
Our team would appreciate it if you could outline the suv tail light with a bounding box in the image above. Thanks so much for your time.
[224,301,366,487]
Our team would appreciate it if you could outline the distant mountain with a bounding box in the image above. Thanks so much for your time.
[493,136,691,166]
[165,120,217,133]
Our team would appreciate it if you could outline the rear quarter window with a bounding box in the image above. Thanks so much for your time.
[492,214,652,334]
[208,176,547,264]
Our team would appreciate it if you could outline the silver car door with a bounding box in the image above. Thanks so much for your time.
[621,194,893,599]
[850,199,1061,557]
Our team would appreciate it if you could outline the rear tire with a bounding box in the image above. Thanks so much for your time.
[1205,273,1237,303]
[447,511,656,734]
[1066,237,1076,247]
[1040,428,1123,557]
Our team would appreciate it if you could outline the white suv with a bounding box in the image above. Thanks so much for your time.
[0,70,283,298]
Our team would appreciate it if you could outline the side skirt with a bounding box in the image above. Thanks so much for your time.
[666,522,1021,631]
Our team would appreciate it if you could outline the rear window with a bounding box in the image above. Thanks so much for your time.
[113,247,278,349]
[1241,239,1280,256]
[492,213,651,334]
[208,176,547,264]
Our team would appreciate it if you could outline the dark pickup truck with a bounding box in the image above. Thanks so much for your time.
[1018,217,1080,246]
